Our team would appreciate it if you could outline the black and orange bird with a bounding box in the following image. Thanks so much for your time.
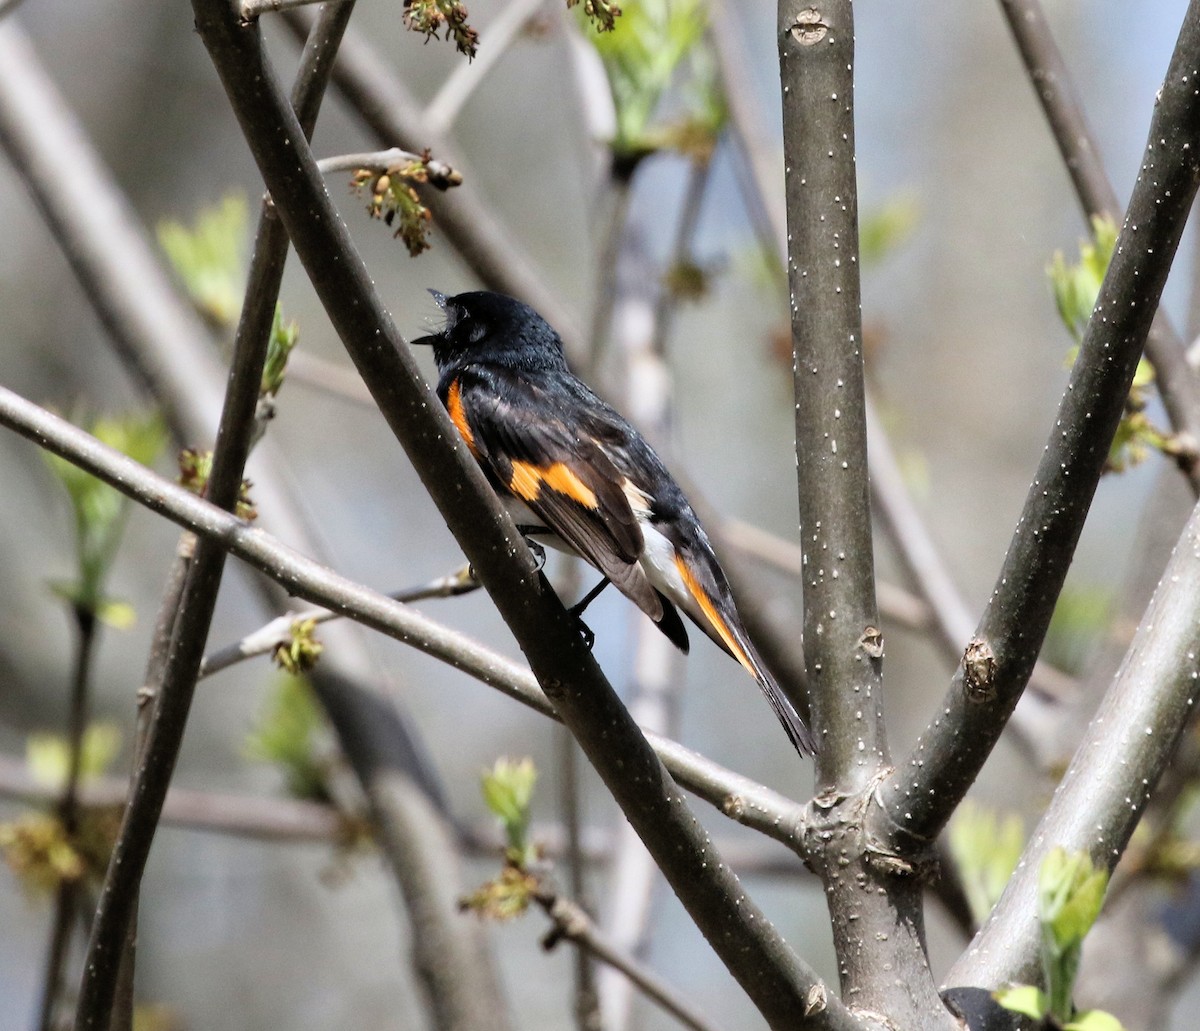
[414,290,814,757]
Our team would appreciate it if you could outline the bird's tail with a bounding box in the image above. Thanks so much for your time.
[673,553,815,756]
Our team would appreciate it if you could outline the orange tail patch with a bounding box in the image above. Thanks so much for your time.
[674,555,756,677]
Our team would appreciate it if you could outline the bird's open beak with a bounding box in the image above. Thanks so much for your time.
[412,288,449,346]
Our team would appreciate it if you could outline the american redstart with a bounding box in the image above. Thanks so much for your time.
[413,290,814,757]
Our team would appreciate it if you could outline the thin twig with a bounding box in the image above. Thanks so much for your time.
[241,0,332,20]
[997,0,1200,490]
[37,608,99,1031]
[198,564,478,679]
[316,147,461,185]
[877,2,1200,846]
[538,891,724,1031]
[424,0,546,137]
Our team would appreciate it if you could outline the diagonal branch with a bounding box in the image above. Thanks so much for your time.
[997,0,1200,489]
[948,495,1200,989]
[188,0,842,953]
[876,0,1200,845]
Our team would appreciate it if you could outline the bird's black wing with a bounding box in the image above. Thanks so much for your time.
[441,365,665,621]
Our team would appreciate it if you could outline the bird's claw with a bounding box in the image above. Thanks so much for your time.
[571,613,596,651]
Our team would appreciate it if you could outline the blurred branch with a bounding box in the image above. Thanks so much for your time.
[424,0,546,136]
[37,606,100,1031]
[948,494,1200,990]
[708,0,785,263]
[537,890,724,1031]
[997,0,1200,491]
[0,754,347,842]
[0,21,225,445]
[308,668,509,1030]
[878,1,1200,846]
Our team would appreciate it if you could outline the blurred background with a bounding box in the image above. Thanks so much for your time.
[0,0,1197,1027]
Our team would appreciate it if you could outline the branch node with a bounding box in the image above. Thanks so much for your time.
[961,638,997,704]
[789,7,828,46]
[859,625,884,660]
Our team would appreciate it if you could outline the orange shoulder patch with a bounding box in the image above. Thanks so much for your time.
[446,378,479,458]
[509,460,598,509]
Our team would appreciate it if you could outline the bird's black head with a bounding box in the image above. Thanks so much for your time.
[413,290,568,375]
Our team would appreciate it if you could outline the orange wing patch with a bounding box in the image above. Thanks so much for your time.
[446,378,479,458]
[509,459,598,509]
[675,555,755,676]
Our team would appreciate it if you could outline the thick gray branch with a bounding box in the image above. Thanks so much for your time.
[878,0,1200,844]
[949,495,1200,989]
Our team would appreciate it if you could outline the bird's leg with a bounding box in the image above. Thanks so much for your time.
[567,577,611,651]
[570,576,611,618]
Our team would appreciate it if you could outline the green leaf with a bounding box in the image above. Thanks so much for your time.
[261,304,300,399]
[993,984,1049,1020]
[1066,1010,1127,1031]
[94,597,137,631]
[44,412,166,614]
[579,0,709,160]
[481,757,537,862]
[1037,847,1110,1022]
[157,194,248,327]
[27,722,122,789]
[1047,214,1119,343]
[244,676,332,802]
[948,801,1025,927]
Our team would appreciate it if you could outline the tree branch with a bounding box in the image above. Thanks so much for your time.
[997,0,1200,489]
[779,0,884,788]
[948,494,1200,989]
[424,0,546,137]
[877,0,1200,845]
[537,890,724,1031]
[780,5,951,1025]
